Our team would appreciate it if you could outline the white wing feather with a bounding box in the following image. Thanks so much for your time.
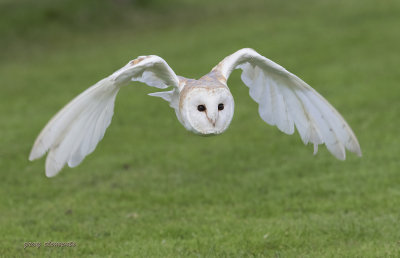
[30,55,180,177]
[213,48,361,159]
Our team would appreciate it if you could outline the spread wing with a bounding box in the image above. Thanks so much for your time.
[29,55,180,177]
[212,48,361,159]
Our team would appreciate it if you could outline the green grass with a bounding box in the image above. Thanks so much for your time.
[1,0,400,256]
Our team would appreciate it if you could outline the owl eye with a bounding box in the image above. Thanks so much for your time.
[218,103,224,111]
[197,105,206,112]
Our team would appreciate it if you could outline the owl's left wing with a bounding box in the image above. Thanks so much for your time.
[212,48,361,159]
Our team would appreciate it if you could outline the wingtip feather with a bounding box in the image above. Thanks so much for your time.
[29,144,45,161]
[313,144,318,155]
[353,144,362,157]
[45,151,63,177]
[28,152,37,161]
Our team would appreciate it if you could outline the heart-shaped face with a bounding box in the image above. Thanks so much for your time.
[179,86,235,135]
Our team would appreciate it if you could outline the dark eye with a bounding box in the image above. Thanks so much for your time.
[197,105,206,112]
[218,103,224,111]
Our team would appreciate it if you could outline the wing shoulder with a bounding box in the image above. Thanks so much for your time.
[113,55,180,89]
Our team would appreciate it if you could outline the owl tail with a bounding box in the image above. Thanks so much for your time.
[148,90,179,110]
[148,90,174,102]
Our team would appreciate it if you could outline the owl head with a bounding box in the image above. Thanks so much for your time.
[179,86,234,135]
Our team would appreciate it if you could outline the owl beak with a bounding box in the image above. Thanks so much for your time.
[206,111,218,127]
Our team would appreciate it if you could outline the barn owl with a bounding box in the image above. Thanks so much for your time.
[29,48,361,177]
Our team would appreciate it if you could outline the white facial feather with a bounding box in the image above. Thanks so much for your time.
[29,48,361,177]
[179,86,234,135]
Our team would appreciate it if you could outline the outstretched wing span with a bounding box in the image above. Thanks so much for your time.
[29,55,180,177]
[213,48,361,159]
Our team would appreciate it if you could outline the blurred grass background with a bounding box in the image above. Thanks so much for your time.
[1,0,399,256]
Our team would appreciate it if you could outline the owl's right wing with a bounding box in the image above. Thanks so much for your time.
[213,48,361,160]
[29,55,180,177]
